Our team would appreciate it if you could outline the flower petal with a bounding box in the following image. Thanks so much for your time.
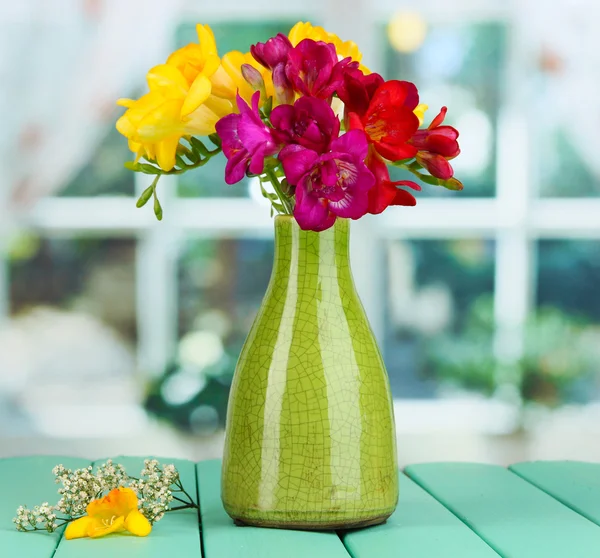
[87,515,125,538]
[294,185,336,231]
[156,135,180,171]
[279,144,319,186]
[65,517,93,540]
[147,64,188,97]
[428,106,447,130]
[330,129,369,160]
[137,99,185,141]
[375,141,418,162]
[328,187,369,219]
[416,152,454,180]
[181,75,212,117]
[196,24,218,59]
[125,510,152,537]
[414,103,428,126]
[392,188,418,206]
[370,80,419,111]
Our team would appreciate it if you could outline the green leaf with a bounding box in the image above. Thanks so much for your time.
[208,133,221,148]
[418,174,444,186]
[175,154,189,169]
[184,149,200,164]
[177,144,200,164]
[136,185,154,208]
[154,196,163,221]
[124,161,163,175]
[262,96,273,118]
[189,137,209,156]
[444,177,464,191]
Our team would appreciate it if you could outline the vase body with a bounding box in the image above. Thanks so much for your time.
[221,216,397,529]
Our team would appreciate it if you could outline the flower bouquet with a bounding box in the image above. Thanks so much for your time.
[117,22,462,229]
[117,21,462,530]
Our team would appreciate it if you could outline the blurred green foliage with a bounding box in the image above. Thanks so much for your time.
[427,296,600,405]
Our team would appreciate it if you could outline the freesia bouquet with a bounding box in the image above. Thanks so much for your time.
[117,22,462,231]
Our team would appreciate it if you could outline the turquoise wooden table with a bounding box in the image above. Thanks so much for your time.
[3,457,600,557]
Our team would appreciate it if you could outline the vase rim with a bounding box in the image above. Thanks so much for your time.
[274,215,350,225]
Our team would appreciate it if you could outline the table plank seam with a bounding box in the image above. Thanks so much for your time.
[335,532,357,558]
[195,462,205,558]
[403,467,507,558]
[508,466,600,528]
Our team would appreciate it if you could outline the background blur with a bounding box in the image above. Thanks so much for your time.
[1,0,599,465]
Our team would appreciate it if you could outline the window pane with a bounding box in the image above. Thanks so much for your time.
[533,240,600,403]
[174,22,295,199]
[535,41,600,196]
[384,239,496,397]
[59,127,135,197]
[146,238,274,434]
[384,21,506,198]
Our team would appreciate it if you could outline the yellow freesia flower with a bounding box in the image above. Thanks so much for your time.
[414,103,429,126]
[65,487,151,540]
[210,51,275,107]
[288,21,369,73]
[116,24,233,171]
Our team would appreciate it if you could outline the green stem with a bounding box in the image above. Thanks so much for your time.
[174,480,197,506]
[171,495,191,505]
[396,161,425,180]
[165,504,198,513]
[162,147,222,175]
[265,167,292,214]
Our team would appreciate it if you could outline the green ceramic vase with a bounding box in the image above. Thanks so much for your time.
[221,216,398,529]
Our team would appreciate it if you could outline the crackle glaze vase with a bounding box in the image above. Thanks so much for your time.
[221,215,398,529]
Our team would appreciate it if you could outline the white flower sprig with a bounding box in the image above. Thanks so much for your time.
[14,459,197,534]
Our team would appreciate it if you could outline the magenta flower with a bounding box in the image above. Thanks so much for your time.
[251,33,292,69]
[215,92,279,184]
[285,39,357,100]
[251,34,295,105]
[271,97,340,154]
[279,130,375,231]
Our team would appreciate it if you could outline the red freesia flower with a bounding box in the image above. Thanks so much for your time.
[366,147,421,214]
[412,106,460,180]
[286,39,357,100]
[338,69,384,117]
[343,75,420,162]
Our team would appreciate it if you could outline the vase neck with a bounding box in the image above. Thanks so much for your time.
[273,217,351,279]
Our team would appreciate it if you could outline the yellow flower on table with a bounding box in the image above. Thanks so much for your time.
[65,487,151,540]
[116,24,233,171]
[288,21,370,73]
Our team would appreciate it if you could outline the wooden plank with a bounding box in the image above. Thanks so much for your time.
[341,471,499,558]
[0,455,91,558]
[54,456,201,558]
[197,459,351,558]
[510,461,600,526]
[406,462,600,558]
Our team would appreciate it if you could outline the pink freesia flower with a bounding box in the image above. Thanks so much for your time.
[251,34,295,104]
[279,129,375,231]
[215,92,279,184]
[271,97,340,154]
[251,33,292,69]
[285,39,357,100]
